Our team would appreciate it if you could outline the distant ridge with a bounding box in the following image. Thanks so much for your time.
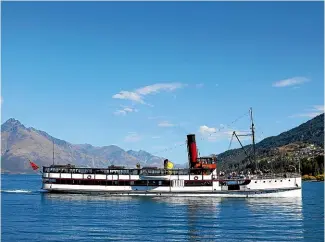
[217,113,324,170]
[1,113,324,173]
[1,118,165,173]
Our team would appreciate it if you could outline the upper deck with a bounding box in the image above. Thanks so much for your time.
[42,165,300,181]
[42,166,215,176]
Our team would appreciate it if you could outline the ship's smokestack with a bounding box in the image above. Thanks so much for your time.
[187,134,198,167]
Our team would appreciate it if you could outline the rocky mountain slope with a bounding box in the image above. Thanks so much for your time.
[217,113,324,172]
[1,118,165,173]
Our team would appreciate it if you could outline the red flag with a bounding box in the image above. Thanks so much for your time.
[29,160,39,171]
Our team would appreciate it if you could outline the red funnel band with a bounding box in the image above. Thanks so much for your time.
[189,142,197,163]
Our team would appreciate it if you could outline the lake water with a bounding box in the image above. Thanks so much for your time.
[1,174,324,241]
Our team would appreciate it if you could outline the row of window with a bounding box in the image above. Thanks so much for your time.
[43,167,213,176]
[43,168,139,175]
[43,179,213,187]
[44,179,172,186]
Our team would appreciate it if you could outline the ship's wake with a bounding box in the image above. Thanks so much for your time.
[1,189,44,194]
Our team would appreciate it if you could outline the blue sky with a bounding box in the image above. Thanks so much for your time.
[2,2,324,164]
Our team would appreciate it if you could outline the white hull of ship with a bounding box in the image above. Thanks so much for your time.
[42,184,301,198]
[42,169,302,198]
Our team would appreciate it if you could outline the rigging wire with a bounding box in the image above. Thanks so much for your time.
[220,126,265,172]
[150,110,250,157]
[199,110,250,141]
[215,110,255,171]
[228,132,234,150]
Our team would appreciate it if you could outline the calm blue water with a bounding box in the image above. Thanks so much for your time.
[1,174,324,242]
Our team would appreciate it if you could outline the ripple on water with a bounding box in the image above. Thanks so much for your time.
[1,175,324,242]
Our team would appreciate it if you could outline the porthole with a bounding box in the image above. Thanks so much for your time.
[280,180,282,182]
[263,181,265,183]
[275,180,277,182]
[289,179,291,181]
[255,181,257,183]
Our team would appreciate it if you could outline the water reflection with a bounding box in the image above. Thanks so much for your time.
[41,193,308,241]
[42,193,223,241]
[41,192,135,202]
[152,196,222,207]
[246,197,303,218]
[244,197,303,241]
[42,192,224,206]
[152,197,222,241]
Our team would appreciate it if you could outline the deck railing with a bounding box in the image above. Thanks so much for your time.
[42,166,300,180]
[42,166,214,176]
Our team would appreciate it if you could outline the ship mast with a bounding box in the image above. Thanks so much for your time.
[249,107,257,170]
[227,108,258,171]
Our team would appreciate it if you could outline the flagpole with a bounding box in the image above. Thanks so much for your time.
[52,138,55,166]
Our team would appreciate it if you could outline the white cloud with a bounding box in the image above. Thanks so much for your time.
[195,83,204,88]
[272,77,309,87]
[112,82,185,104]
[199,125,216,135]
[114,106,138,116]
[158,121,175,127]
[198,125,223,142]
[124,132,141,142]
[112,91,144,103]
[0,96,3,105]
[289,105,324,118]
[136,83,184,95]
[151,136,161,139]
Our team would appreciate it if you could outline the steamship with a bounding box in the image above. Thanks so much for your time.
[41,109,302,197]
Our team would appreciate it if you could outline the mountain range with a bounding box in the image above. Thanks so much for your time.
[1,114,324,173]
[1,118,165,173]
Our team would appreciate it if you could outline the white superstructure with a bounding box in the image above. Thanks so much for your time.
[41,166,301,198]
